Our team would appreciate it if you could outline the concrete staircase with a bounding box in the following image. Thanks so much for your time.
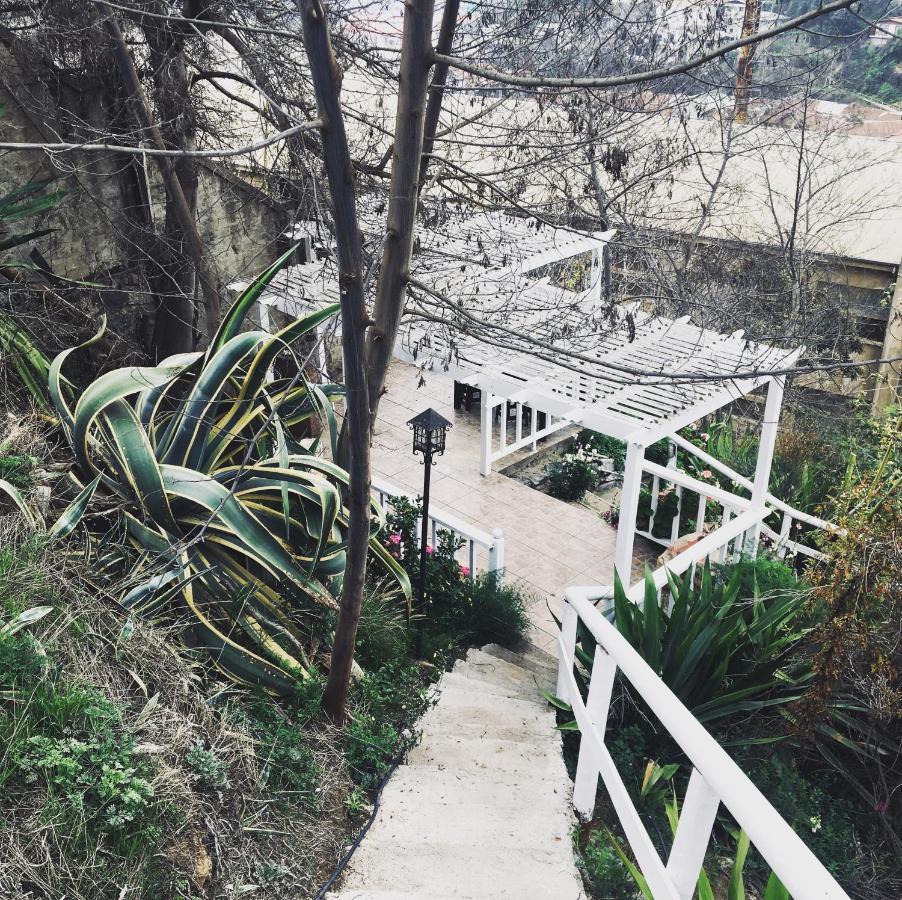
[328,643,586,900]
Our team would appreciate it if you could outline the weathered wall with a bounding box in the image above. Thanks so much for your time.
[0,48,290,357]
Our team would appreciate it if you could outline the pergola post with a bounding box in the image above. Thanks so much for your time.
[480,388,494,476]
[747,375,786,554]
[614,440,646,585]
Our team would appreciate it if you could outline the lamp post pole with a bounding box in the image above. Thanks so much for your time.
[407,407,451,659]
[416,434,433,658]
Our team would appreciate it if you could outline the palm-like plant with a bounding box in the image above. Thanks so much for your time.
[609,564,811,725]
[49,249,410,693]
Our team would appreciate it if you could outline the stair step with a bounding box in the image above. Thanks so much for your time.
[480,642,558,677]
[441,668,543,702]
[327,892,461,900]
[337,840,586,899]
[406,732,567,781]
[423,683,551,722]
[381,761,573,809]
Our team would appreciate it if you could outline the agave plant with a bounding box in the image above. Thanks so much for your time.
[49,249,410,693]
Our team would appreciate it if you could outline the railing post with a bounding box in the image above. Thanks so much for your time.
[480,390,493,476]
[614,441,646,583]
[666,768,721,900]
[556,601,579,702]
[777,512,792,559]
[573,644,617,820]
[488,527,505,573]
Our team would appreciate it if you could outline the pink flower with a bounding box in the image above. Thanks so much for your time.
[700,469,713,480]
[460,565,471,577]
[389,533,401,545]
[425,545,434,555]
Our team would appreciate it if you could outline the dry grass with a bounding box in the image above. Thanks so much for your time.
[0,525,356,900]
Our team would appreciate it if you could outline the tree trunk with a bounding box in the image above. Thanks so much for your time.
[295,0,370,725]
[97,2,221,355]
[733,0,762,124]
[418,0,460,193]
[364,0,436,427]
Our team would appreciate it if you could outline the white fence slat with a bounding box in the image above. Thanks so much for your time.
[573,645,617,818]
[666,768,721,900]
[556,604,579,702]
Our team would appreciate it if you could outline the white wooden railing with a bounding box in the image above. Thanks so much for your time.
[372,476,505,580]
[557,587,849,900]
[634,433,838,564]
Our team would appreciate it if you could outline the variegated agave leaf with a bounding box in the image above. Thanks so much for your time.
[49,252,411,693]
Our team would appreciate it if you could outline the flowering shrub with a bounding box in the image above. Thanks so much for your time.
[382,496,529,656]
[547,442,607,501]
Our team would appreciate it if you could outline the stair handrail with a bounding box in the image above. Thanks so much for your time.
[558,585,849,900]
[667,432,842,535]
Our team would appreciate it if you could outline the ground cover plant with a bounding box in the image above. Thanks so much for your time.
[0,512,436,900]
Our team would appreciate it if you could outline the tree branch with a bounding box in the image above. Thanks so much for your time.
[432,0,858,89]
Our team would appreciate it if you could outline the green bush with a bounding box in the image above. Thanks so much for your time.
[355,589,411,669]
[576,430,627,472]
[0,630,46,687]
[580,830,635,900]
[714,555,802,598]
[751,758,862,885]
[344,714,399,790]
[466,573,531,647]
[0,453,36,487]
[548,443,604,501]
[383,497,531,656]
[609,563,811,725]
[243,683,323,804]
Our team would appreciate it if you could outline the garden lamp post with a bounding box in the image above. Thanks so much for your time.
[407,407,452,657]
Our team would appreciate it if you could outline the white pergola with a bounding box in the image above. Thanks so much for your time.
[235,213,802,584]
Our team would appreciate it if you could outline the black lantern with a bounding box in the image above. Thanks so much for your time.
[406,408,452,656]
[408,407,451,457]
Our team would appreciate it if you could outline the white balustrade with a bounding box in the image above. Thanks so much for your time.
[371,476,504,580]
[633,436,835,565]
[556,588,850,900]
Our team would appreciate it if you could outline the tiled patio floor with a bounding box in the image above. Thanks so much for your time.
[370,361,655,653]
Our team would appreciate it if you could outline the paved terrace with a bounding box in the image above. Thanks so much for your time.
[370,361,653,653]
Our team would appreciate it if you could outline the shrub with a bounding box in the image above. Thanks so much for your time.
[713,555,802,598]
[355,588,410,669]
[0,630,46,687]
[580,830,634,900]
[244,684,323,804]
[548,443,604,501]
[344,714,399,790]
[576,429,627,472]
[466,573,531,647]
[0,452,36,487]
[609,563,811,725]
[800,414,902,845]
[751,757,862,885]
[383,497,531,655]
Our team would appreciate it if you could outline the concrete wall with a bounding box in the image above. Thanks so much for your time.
[0,51,290,356]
